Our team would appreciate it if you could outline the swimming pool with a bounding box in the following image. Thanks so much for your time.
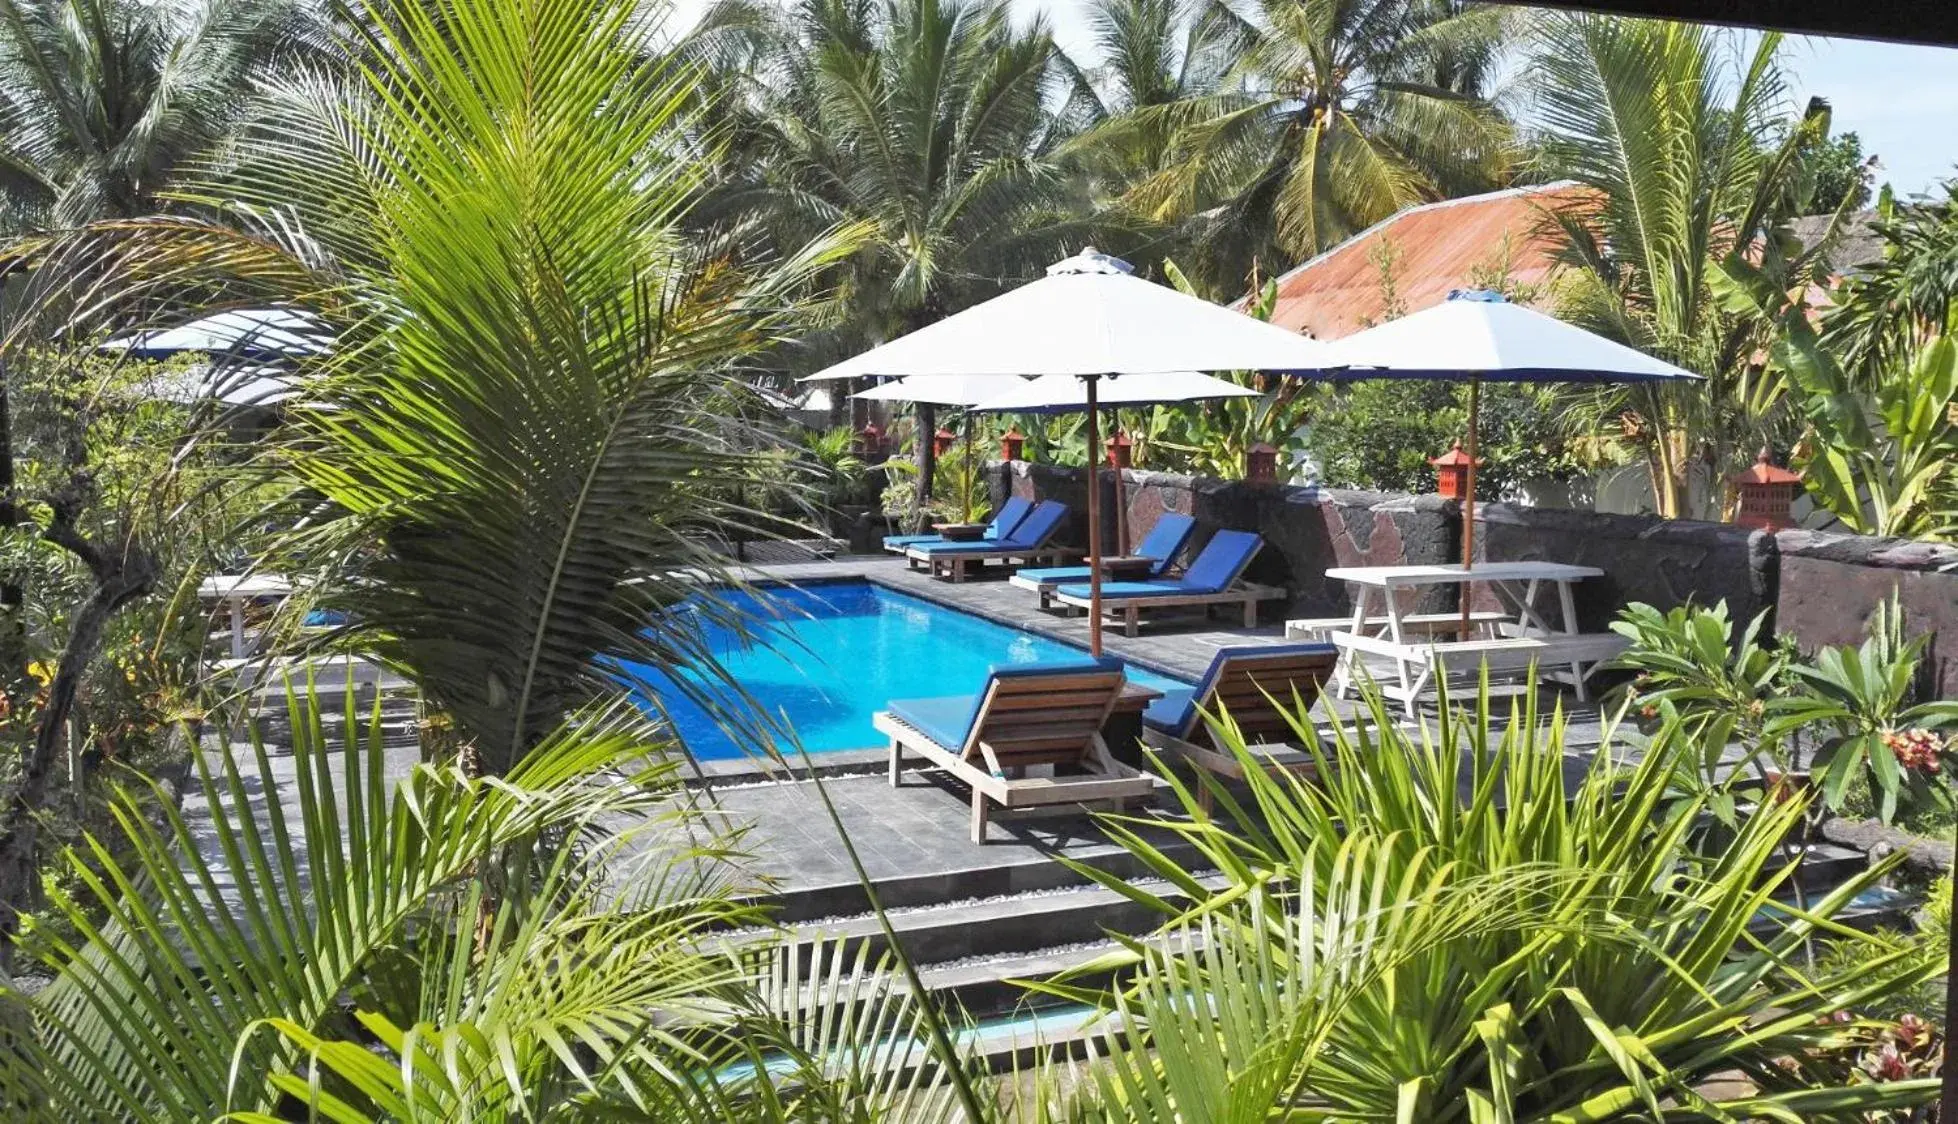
[621,580,1187,760]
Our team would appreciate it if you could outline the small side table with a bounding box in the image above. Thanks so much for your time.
[932,522,988,541]
[1094,555,1157,579]
[1105,680,1165,768]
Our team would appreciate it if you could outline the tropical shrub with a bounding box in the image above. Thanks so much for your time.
[1768,595,1958,823]
[0,688,975,1120]
[1050,687,1944,1118]
[1609,600,1792,772]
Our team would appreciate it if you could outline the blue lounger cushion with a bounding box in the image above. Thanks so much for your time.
[884,496,1033,551]
[1053,528,1262,600]
[885,655,1125,750]
[1016,513,1197,586]
[907,501,1068,555]
[1142,642,1337,736]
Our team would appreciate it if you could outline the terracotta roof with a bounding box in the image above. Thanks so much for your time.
[1249,182,1596,340]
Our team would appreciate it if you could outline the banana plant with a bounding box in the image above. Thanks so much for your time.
[1777,324,1958,542]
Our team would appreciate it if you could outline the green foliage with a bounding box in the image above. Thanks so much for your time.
[1768,595,1958,824]
[1610,596,1958,826]
[1782,329,1958,542]
[105,0,861,774]
[1535,19,1842,518]
[1139,259,1314,478]
[1306,378,1580,496]
[1080,0,1518,295]
[1609,600,1790,766]
[1809,128,1875,214]
[1043,687,1942,1117]
[0,0,322,230]
[1821,180,1958,384]
[0,687,867,1120]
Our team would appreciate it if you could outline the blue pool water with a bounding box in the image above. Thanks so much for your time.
[621,581,1187,760]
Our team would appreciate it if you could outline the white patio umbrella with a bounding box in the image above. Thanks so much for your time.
[108,308,329,360]
[806,249,1330,655]
[1324,289,1702,630]
[973,372,1260,553]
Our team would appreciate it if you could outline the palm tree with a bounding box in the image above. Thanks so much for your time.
[9,0,856,777]
[689,0,1107,518]
[1055,0,1235,191]
[0,0,323,232]
[1087,0,1518,296]
[1531,16,1842,518]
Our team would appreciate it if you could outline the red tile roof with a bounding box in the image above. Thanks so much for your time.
[1249,182,1596,340]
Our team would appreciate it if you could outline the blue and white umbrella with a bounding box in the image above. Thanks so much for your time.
[1324,289,1702,626]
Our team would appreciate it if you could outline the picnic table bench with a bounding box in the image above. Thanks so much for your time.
[1312,562,1627,717]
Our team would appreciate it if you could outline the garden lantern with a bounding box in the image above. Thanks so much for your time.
[1105,430,1133,468]
[932,425,958,457]
[855,421,883,458]
[1430,441,1477,501]
[1246,442,1278,483]
[1731,448,1802,531]
[999,426,1025,461]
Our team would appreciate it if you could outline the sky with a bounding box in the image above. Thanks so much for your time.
[668,0,1958,200]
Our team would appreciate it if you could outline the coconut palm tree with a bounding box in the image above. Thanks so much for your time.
[1531,16,1844,518]
[0,0,325,232]
[1054,0,1237,193]
[688,0,1110,518]
[1087,0,1518,296]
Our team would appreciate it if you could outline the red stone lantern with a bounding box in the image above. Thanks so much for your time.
[932,425,958,457]
[1430,441,1477,501]
[1105,430,1133,468]
[999,425,1025,461]
[854,421,883,457]
[1731,448,1802,531]
[1246,442,1278,484]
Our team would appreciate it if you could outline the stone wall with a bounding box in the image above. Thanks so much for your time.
[1775,531,1958,699]
[1471,502,1774,633]
[984,461,1958,697]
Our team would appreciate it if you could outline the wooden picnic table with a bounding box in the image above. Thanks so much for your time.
[1316,562,1625,717]
[196,573,294,659]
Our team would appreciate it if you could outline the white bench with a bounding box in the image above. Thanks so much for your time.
[1330,629,1628,717]
[1286,611,1508,641]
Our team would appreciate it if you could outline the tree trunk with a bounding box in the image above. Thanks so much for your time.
[911,401,936,532]
[0,528,155,974]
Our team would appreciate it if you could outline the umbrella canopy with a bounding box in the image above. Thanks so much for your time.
[803,249,1331,381]
[852,375,1016,406]
[971,370,1260,413]
[110,309,329,361]
[1322,289,1699,383]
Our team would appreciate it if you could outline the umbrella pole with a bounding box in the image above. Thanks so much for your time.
[962,411,976,522]
[1113,409,1129,554]
[1085,377,1104,658]
[1459,374,1480,637]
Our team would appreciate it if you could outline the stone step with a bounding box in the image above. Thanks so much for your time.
[759,832,1214,925]
[783,871,1225,969]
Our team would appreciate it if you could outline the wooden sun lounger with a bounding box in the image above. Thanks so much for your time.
[1049,529,1283,636]
[1139,644,1338,809]
[875,658,1154,843]
[904,500,1075,582]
